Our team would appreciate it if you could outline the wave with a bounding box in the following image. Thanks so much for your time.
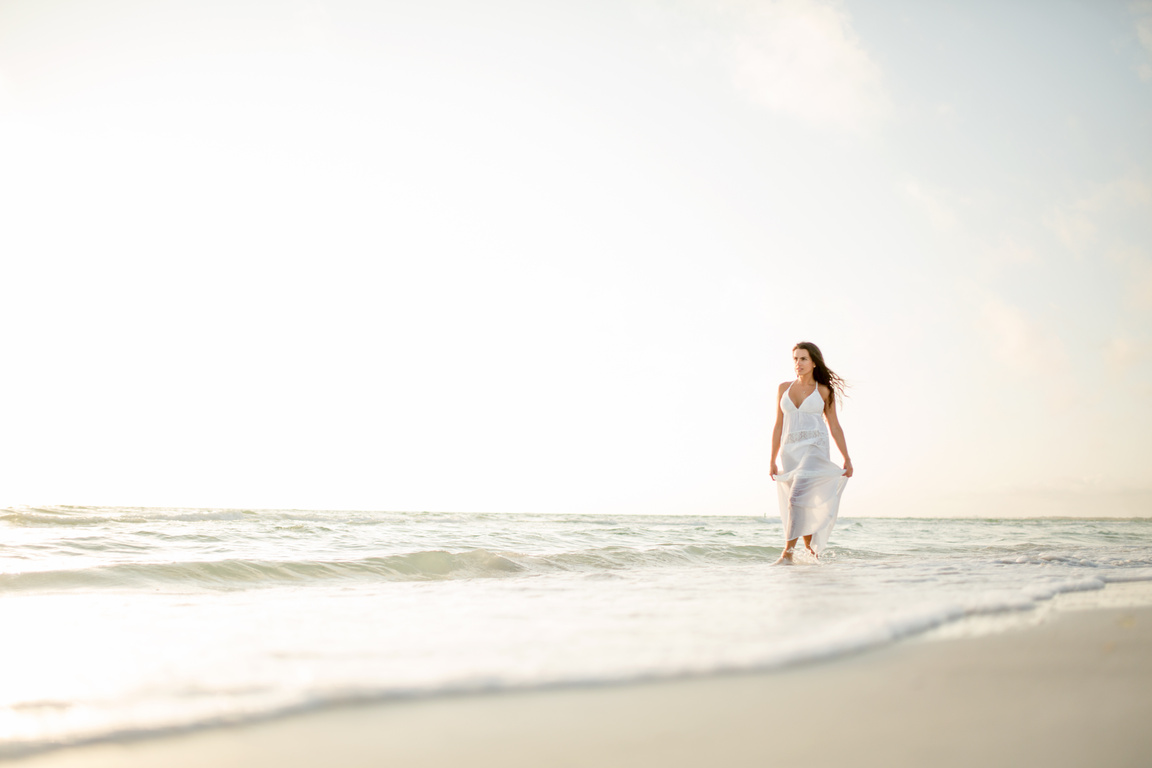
[0,550,524,591]
[0,543,786,593]
[0,506,261,527]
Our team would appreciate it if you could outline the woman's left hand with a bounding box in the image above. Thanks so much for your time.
[843,459,854,478]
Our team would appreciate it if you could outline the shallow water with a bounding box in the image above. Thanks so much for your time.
[2,507,1151,757]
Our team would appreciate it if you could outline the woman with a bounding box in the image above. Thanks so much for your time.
[770,342,852,564]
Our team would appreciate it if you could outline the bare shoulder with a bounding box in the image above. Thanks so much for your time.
[817,383,833,406]
[777,380,792,395]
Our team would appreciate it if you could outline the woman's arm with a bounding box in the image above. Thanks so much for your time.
[770,382,787,479]
[821,385,853,477]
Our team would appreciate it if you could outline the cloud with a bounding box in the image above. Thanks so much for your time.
[978,295,1074,411]
[983,238,1037,267]
[1045,205,1097,251]
[1112,244,1152,311]
[1045,175,1152,251]
[725,0,890,132]
[1132,1,1152,80]
[904,179,959,231]
[969,236,1040,281]
[1104,336,1148,377]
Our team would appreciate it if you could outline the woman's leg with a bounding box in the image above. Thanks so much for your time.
[774,537,798,565]
[803,534,817,558]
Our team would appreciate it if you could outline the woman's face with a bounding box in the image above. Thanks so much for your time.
[793,348,813,377]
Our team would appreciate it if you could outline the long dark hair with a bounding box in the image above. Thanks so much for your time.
[794,341,846,411]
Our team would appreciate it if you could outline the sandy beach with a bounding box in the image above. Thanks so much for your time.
[10,584,1151,768]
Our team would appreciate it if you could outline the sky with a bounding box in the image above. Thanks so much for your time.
[1,0,1150,517]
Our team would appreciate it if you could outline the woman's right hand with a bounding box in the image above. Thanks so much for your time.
[770,461,778,480]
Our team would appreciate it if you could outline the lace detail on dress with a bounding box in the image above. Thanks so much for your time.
[785,429,827,445]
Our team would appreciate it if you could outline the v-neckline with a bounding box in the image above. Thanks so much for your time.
[787,381,818,410]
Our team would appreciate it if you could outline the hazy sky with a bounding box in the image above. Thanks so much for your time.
[2,0,1150,516]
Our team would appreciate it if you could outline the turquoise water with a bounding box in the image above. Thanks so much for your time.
[2,507,1151,758]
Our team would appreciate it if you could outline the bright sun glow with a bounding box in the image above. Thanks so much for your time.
[1,0,1150,516]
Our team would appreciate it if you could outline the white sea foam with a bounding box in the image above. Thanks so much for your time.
[1,509,1151,758]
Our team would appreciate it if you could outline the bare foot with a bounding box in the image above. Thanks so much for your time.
[772,547,795,566]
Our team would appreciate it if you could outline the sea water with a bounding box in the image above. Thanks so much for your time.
[2,507,1151,758]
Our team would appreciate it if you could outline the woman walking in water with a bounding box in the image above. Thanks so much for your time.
[770,342,852,564]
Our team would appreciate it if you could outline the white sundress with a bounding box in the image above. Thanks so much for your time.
[774,383,848,553]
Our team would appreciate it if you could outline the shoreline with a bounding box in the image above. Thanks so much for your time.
[9,582,1152,768]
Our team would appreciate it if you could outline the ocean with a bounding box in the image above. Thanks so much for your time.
[3,507,1151,758]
